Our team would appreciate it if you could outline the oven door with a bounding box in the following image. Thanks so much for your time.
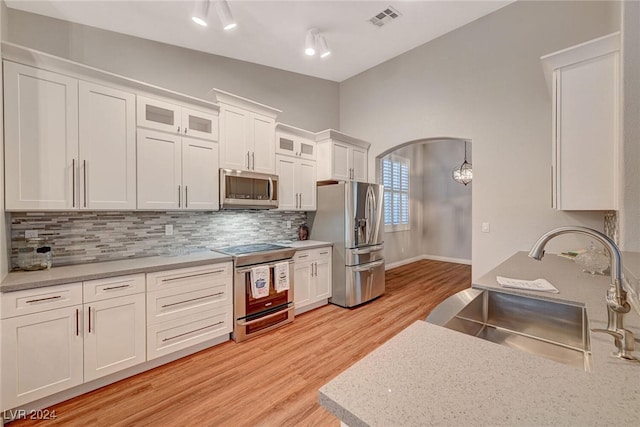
[233,260,294,342]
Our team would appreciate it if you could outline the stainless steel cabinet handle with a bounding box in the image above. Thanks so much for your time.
[72,158,76,207]
[297,254,309,259]
[185,186,188,208]
[161,321,224,342]
[161,270,225,282]
[184,127,188,134]
[177,126,181,133]
[161,292,224,308]
[319,251,329,255]
[247,151,250,169]
[76,308,79,336]
[88,306,92,333]
[178,185,181,208]
[102,284,131,291]
[26,295,62,304]
[251,152,255,170]
[313,262,317,277]
[83,160,87,208]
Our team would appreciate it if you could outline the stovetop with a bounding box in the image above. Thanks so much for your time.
[215,243,297,267]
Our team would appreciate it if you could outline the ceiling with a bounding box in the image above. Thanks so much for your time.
[5,0,515,82]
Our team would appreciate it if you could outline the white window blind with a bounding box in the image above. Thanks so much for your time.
[381,155,409,232]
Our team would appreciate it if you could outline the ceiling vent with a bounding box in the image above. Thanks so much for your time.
[368,6,402,27]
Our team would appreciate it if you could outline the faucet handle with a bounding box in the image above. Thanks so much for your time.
[591,328,623,340]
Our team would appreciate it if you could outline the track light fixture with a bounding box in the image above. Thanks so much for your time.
[192,0,237,30]
[191,0,210,26]
[305,29,331,58]
[214,0,237,31]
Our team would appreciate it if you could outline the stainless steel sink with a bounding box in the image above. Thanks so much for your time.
[426,288,591,371]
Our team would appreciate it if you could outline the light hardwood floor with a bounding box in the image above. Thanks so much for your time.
[8,259,471,427]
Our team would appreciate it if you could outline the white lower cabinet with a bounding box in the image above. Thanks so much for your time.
[1,305,84,409]
[1,275,146,409]
[146,263,233,360]
[294,248,332,315]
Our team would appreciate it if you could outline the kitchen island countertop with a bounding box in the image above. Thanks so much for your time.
[319,251,640,426]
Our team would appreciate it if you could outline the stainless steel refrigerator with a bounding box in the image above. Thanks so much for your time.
[310,182,385,307]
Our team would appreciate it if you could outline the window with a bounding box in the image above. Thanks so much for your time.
[381,155,410,232]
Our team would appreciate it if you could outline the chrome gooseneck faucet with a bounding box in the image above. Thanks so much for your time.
[528,226,638,361]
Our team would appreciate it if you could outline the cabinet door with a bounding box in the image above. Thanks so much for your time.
[219,105,250,171]
[84,293,146,382]
[555,53,618,210]
[2,305,83,409]
[298,137,316,161]
[182,139,219,210]
[313,250,332,300]
[332,142,351,181]
[276,156,297,210]
[137,129,182,210]
[182,107,219,142]
[79,81,136,210]
[293,261,312,309]
[351,147,368,182]
[251,113,276,174]
[137,95,181,134]
[4,61,79,210]
[298,160,317,211]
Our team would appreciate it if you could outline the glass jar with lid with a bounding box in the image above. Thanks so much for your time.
[17,238,52,271]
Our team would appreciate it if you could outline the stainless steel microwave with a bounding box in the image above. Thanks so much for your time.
[219,169,279,209]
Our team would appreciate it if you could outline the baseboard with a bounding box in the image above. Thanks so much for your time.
[385,255,427,270]
[385,254,472,270]
[422,254,472,265]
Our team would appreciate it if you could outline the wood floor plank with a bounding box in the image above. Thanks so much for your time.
[7,259,470,427]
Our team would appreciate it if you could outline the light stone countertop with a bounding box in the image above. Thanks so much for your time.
[319,251,640,426]
[0,240,333,293]
[0,251,233,293]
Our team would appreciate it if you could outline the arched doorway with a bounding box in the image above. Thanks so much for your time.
[376,137,472,269]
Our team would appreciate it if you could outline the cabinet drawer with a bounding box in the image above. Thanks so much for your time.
[294,250,314,263]
[147,279,231,325]
[146,263,232,293]
[83,274,145,303]
[1,283,83,319]
[146,306,232,360]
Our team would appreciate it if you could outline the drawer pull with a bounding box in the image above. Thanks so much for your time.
[160,292,224,308]
[319,251,329,255]
[161,270,225,282]
[76,309,79,336]
[103,284,131,291]
[26,295,62,304]
[298,254,309,258]
[161,321,224,342]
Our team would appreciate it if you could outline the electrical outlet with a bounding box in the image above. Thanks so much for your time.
[482,222,490,233]
[25,230,38,239]
[286,220,292,229]
[165,224,174,236]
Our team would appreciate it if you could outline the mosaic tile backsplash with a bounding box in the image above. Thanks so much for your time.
[604,210,619,245]
[10,211,307,269]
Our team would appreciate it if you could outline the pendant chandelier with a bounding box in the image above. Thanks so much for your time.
[452,141,472,186]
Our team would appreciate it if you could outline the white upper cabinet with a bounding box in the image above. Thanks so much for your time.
[275,123,316,161]
[316,129,370,182]
[209,88,280,174]
[4,61,79,210]
[79,81,136,210]
[137,129,219,210]
[137,95,219,142]
[275,123,317,211]
[4,62,138,211]
[542,32,620,211]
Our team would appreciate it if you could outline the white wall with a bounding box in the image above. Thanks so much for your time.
[422,140,472,263]
[340,1,619,279]
[620,1,640,251]
[4,8,339,132]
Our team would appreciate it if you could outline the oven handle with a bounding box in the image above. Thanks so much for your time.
[235,259,294,274]
[236,305,295,326]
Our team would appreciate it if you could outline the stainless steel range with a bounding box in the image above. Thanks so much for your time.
[216,243,296,342]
